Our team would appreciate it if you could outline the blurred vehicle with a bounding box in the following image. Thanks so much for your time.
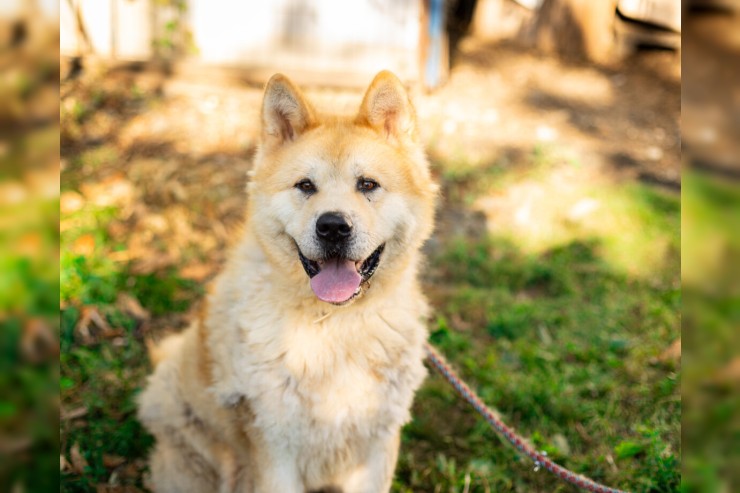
[512,0,682,51]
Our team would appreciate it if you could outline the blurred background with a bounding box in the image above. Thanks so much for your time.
[0,0,60,492]
[0,0,731,491]
[682,2,740,493]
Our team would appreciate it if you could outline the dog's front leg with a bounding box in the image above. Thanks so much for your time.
[339,431,400,493]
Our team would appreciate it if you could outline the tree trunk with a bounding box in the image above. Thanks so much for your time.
[528,0,618,63]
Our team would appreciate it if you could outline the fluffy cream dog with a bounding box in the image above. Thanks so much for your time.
[138,71,438,493]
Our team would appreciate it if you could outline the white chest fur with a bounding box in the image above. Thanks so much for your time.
[212,306,426,483]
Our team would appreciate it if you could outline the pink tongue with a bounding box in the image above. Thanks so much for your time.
[310,258,362,303]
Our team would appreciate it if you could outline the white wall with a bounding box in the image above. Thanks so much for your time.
[60,0,152,60]
[60,0,420,78]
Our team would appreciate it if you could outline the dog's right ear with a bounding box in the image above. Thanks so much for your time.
[260,74,316,152]
[356,71,417,143]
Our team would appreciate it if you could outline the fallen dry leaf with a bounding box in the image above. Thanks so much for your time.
[72,234,96,256]
[116,292,150,321]
[449,313,472,331]
[130,252,175,275]
[61,407,88,421]
[22,317,58,362]
[103,454,126,469]
[166,180,188,202]
[80,174,134,208]
[70,442,89,474]
[106,219,130,241]
[75,306,118,343]
[659,339,681,363]
[179,262,213,282]
[0,436,32,454]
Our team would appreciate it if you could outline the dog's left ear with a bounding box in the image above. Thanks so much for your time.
[356,71,417,142]
[261,74,316,152]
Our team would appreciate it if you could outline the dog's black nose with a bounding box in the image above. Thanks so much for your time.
[316,212,352,244]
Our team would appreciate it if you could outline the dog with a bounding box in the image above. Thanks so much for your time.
[138,71,438,493]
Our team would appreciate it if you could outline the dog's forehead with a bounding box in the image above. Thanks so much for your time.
[303,125,391,175]
[255,121,424,194]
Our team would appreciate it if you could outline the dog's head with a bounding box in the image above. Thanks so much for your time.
[248,71,437,305]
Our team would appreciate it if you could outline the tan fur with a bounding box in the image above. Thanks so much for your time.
[145,333,185,368]
[138,71,438,493]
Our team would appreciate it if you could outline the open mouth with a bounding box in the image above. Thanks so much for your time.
[297,244,385,304]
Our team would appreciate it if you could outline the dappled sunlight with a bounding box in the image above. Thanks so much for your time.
[471,156,679,280]
[418,36,679,193]
[1,4,61,491]
[530,64,615,107]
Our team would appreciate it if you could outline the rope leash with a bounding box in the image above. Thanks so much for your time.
[424,342,630,493]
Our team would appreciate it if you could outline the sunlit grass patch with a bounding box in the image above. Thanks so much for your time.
[460,149,680,279]
[432,143,679,278]
[595,184,679,280]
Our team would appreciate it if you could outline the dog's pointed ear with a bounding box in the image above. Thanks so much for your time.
[356,71,417,142]
[261,74,316,151]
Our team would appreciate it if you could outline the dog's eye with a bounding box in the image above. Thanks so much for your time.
[357,178,379,192]
[295,179,316,194]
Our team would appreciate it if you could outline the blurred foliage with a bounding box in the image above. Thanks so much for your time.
[682,172,740,493]
[0,5,60,492]
[60,184,200,492]
[681,5,740,491]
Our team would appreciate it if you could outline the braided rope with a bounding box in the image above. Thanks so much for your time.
[424,342,630,493]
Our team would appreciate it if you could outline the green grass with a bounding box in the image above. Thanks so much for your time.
[394,230,680,493]
[61,329,153,492]
[0,130,60,492]
[60,200,200,492]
